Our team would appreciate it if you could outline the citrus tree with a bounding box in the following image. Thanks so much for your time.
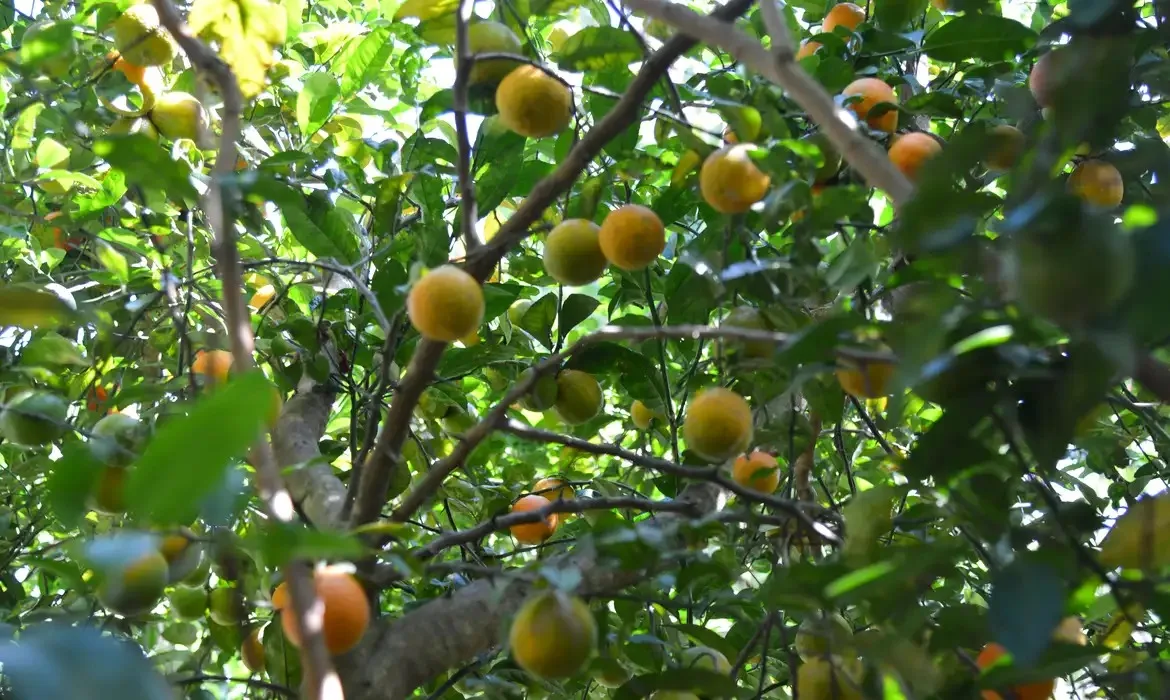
[2,0,1170,698]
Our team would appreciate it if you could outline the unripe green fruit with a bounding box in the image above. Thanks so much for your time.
[150,92,206,141]
[88,413,145,467]
[554,370,602,425]
[794,612,854,661]
[169,584,209,621]
[508,299,533,326]
[468,21,523,84]
[1,391,69,446]
[98,551,168,616]
[722,306,772,358]
[521,370,559,411]
[208,587,243,626]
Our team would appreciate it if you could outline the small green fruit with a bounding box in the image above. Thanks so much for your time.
[1,391,69,446]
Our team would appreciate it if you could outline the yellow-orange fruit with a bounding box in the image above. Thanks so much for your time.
[242,627,266,673]
[533,477,575,501]
[1068,159,1124,208]
[683,388,753,463]
[510,494,558,543]
[407,265,485,342]
[1029,50,1066,109]
[598,204,665,271]
[732,451,780,493]
[797,40,821,59]
[467,21,523,84]
[496,65,572,138]
[842,78,898,133]
[700,144,772,214]
[280,568,370,656]
[271,581,289,610]
[112,4,176,67]
[554,370,603,425]
[544,219,607,286]
[192,349,233,383]
[631,400,656,430]
[250,284,276,309]
[823,2,865,33]
[797,656,864,700]
[836,360,895,399]
[888,132,942,182]
[107,51,147,85]
[977,643,1055,700]
[984,124,1025,171]
[509,590,596,679]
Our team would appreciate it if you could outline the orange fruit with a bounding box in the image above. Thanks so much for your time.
[598,204,665,271]
[242,627,265,673]
[842,78,898,133]
[1068,159,1124,208]
[192,349,233,383]
[976,643,1055,700]
[683,388,753,463]
[836,360,895,399]
[732,451,780,493]
[723,127,739,144]
[271,581,289,610]
[533,477,574,501]
[631,400,657,430]
[495,65,572,138]
[510,494,558,543]
[280,568,370,656]
[107,50,146,85]
[823,2,865,33]
[797,40,821,59]
[407,265,485,342]
[888,132,942,182]
[543,219,607,286]
[1029,50,1065,109]
[509,590,596,679]
[700,144,772,214]
[984,124,1025,171]
[87,385,110,412]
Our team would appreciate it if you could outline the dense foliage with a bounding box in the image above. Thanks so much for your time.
[2,0,1170,698]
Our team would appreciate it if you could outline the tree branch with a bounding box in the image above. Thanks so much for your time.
[347,0,758,531]
[453,0,480,253]
[145,2,337,696]
[625,0,915,206]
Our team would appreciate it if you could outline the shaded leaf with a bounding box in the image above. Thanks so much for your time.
[553,27,643,72]
[922,15,1037,62]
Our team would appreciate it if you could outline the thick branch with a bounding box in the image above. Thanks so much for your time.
[347,0,757,530]
[339,482,724,700]
[146,2,337,695]
[453,0,480,253]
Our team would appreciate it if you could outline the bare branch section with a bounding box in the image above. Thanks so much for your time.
[453,0,480,253]
[625,0,915,206]
[146,2,337,696]
[347,0,758,530]
[339,482,724,700]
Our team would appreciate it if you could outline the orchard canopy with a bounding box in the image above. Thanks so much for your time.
[4,0,1170,697]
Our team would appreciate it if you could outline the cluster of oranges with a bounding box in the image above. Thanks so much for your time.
[509,477,575,544]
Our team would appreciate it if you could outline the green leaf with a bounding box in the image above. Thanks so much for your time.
[0,288,76,329]
[560,294,599,338]
[21,332,87,367]
[126,371,272,524]
[94,241,129,283]
[306,192,362,264]
[902,392,996,482]
[553,27,643,72]
[93,135,198,200]
[13,103,44,150]
[922,15,1037,63]
[256,180,360,263]
[46,444,102,528]
[34,138,69,169]
[74,168,127,218]
[341,26,394,97]
[252,521,365,565]
[296,72,340,139]
[520,292,558,349]
[394,0,458,19]
[988,559,1065,666]
[189,0,287,98]
[20,21,74,68]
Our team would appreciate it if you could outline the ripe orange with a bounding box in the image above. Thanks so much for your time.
[192,349,233,383]
[598,204,665,271]
[976,643,1055,700]
[836,360,895,399]
[888,132,942,182]
[280,568,370,656]
[242,627,265,673]
[823,2,865,33]
[533,477,574,501]
[107,50,147,85]
[700,144,772,214]
[407,265,485,342]
[87,385,110,412]
[271,581,289,610]
[1029,50,1064,109]
[510,494,558,544]
[683,387,753,463]
[631,399,656,430]
[796,40,821,60]
[732,451,780,493]
[495,65,573,138]
[1068,159,1124,208]
[984,124,1025,171]
[842,78,898,133]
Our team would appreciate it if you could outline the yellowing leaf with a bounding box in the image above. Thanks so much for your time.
[0,288,76,328]
[189,0,287,98]
[394,0,458,20]
[1099,494,1170,571]
[1102,603,1144,649]
[671,150,702,187]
